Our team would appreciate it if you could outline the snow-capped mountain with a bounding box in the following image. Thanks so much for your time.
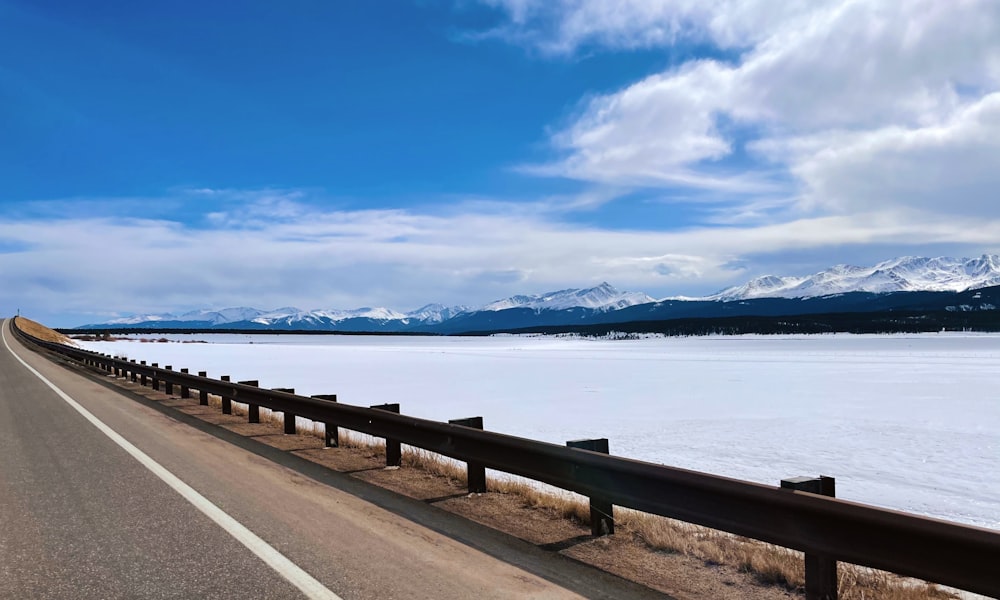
[405,304,471,324]
[243,306,410,327]
[105,307,265,325]
[482,282,654,312]
[312,307,408,322]
[707,255,1000,301]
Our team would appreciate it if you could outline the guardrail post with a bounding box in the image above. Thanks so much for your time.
[312,395,339,447]
[239,380,260,423]
[130,360,138,382]
[151,363,159,391]
[221,376,232,414]
[140,361,147,386]
[370,403,401,466]
[180,368,190,398]
[449,417,487,493]
[567,438,614,536]
[273,388,296,434]
[781,476,837,600]
[164,366,174,395]
[198,372,208,405]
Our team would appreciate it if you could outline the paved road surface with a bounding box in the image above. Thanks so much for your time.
[0,319,663,599]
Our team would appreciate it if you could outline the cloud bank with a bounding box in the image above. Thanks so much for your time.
[3,190,999,326]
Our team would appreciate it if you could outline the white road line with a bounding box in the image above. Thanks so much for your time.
[2,321,342,600]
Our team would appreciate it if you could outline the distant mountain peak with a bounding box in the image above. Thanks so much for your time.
[405,304,470,323]
[481,283,654,313]
[706,254,1000,301]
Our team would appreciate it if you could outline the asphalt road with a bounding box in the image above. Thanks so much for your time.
[0,319,665,599]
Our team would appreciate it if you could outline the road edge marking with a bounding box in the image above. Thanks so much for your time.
[1,321,342,600]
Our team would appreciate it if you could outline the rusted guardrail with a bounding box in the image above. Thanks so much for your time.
[12,317,1000,599]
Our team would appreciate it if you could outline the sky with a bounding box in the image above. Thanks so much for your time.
[2,0,1000,327]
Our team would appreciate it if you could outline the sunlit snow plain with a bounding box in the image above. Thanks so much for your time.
[79,333,999,530]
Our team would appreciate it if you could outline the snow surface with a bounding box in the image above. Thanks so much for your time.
[80,332,1000,530]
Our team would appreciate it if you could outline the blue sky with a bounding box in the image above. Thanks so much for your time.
[2,0,1000,326]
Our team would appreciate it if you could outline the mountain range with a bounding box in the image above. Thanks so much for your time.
[705,255,1000,301]
[79,255,1000,333]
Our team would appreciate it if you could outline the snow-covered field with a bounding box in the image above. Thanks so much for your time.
[79,333,1000,530]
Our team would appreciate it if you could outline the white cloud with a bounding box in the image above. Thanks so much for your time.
[537,60,738,186]
[769,93,1000,215]
[475,0,820,56]
[478,0,1000,225]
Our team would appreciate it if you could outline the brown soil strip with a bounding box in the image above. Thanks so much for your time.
[13,317,73,345]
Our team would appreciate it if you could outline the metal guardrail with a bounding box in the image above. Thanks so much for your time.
[12,318,1000,599]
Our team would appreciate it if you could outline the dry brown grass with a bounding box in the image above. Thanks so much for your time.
[401,449,468,483]
[616,510,956,599]
[14,317,73,345]
[485,477,593,523]
[838,567,959,600]
[618,510,805,587]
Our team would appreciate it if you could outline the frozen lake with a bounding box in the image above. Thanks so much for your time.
[79,332,1000,530]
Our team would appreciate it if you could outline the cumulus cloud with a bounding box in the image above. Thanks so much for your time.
[765,93,1000,215]
[474,0,818,56]
[478,0,1000,222]
[538,60,737,186]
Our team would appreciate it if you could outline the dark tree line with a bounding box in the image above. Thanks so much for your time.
[459,310,1000,337]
